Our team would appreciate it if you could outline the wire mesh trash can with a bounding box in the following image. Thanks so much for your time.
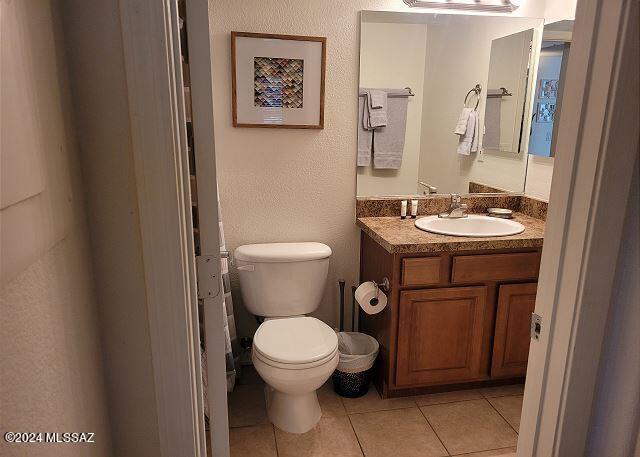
[332,332,379,398]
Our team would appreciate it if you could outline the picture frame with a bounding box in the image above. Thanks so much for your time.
[231,31,326,129]
[536,101,556,123]
[538,78,559,99]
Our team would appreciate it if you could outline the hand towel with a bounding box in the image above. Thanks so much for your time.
[483,89,502,149]
[454,107,473,135]
[471,111,480,153]
[456,110,477,155]
[368,89,386,109]
[358,96,373,166]
[373,94,409,169]
[367,90,387,128]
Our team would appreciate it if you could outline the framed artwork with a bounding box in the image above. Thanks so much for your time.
[536,102,556,123]
[231,32,326,129]
[538,79,559,99]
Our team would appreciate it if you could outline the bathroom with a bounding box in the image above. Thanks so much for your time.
[2,1,637,457]
[176,0,636,455]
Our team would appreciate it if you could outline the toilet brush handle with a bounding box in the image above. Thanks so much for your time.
[338,279,346,332]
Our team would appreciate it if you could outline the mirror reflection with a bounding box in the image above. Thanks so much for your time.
[357,11,544,197]
[528,20,573,158]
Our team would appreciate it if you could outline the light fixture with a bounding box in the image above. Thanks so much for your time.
[403,0,522,13]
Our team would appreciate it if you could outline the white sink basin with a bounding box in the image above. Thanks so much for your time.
[415,214,525,237]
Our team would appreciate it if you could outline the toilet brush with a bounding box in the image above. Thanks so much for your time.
[338,279,345,332]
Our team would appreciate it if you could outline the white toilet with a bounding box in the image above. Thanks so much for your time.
[235,242,338,434]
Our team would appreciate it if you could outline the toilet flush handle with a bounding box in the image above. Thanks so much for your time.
[237,265,255,272]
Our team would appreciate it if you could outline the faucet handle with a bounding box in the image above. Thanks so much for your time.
[450,193,461,205]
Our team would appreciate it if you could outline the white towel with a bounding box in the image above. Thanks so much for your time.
[456,110,477,155]
[472,112,480,152]
[373,95,409,169]
[358,96,373,166]
[454,107,473,135]
[366,90,387,128]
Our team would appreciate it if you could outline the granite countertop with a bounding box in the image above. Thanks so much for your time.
[357,212,545,254]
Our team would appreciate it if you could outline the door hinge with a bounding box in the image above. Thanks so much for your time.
[531,313,542,341]
[196,255,221,299]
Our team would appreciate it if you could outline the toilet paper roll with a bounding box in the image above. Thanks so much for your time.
[355,281,387,315]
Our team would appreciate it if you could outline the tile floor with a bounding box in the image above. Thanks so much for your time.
[227,365,524,457]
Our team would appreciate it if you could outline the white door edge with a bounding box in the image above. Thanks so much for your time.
[518,0,639,455]
[119,0,207,455]
[185,0,231,455]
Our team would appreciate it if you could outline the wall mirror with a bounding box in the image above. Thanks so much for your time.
[528,20,574,158]
[357,11,544,198]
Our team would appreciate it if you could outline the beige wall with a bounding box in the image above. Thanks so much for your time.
[58,0,161,455]
[0,2,112,456]
[211,0,548,338]
[357,21,428,196]
[545,0,577,23]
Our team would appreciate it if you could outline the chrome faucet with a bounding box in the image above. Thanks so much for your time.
[418,181,438,194]
[439,194,468,218]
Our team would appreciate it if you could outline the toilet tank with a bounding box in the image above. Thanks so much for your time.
[234,242,332,317]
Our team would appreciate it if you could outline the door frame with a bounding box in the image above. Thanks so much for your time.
[518,0,639,455]
[118,0,226,456]
[116,0,639,455]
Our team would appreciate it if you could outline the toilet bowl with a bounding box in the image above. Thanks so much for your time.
[251,316,338,434]
[235,242,336,433]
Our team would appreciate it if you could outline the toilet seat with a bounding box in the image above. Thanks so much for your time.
[253,316,338,369]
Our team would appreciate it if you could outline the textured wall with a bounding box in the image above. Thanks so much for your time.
[210,0,547,338]
[58,0,162,455]
[0,2,112,456]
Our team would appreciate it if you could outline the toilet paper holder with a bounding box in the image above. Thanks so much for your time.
[375,277,390,293]
[370,278,390,306]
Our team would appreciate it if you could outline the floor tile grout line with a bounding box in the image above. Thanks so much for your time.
[315,393,514,419]
[346,413,367,457]
[228,422,272,429]
[271,424,281,457]
[417,405,452,457]
[415,397,488,408]
[485,397,521,436]
[481,393,525,400]
[345,404,419,416]
[450,445,517,456]
[479,385,525,400]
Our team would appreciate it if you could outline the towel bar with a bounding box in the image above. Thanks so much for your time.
[359,87,415,98]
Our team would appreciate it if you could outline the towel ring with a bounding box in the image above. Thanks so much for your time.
[464,84,482,110]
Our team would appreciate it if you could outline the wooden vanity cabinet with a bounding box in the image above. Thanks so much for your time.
[491,283,538,378]
[359,232,540,398]
[396,286,489,386]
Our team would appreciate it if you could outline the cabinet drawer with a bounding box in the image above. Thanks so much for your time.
[451,252,540,283]
[402,257,442,286]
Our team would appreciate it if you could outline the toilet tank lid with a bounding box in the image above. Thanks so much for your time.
[234,242,332,263]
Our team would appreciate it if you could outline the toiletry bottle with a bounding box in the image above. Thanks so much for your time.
[400,200,407,219]
[411,199,418,218]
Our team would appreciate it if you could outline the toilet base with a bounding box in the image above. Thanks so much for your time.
[264,385,321,434]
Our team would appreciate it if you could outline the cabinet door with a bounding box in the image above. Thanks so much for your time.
[396,286,488,386]
[491,283,538,378]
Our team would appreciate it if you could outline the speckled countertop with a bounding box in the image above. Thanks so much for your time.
[357,212,545,254]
